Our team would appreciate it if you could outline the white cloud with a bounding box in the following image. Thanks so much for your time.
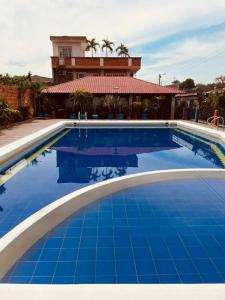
[0,0,225,82]
[138,30,225,84]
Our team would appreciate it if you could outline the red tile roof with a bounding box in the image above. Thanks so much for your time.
[44,76,178,95]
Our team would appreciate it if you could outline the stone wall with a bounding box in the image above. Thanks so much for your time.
[0,84,33,109]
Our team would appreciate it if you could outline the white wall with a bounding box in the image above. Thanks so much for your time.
[52,42,85,57]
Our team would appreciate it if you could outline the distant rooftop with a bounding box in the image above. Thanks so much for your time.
[31,75,53,84]
[50,36,88,42]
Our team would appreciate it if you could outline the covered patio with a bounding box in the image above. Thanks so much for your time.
[43,76,178,119]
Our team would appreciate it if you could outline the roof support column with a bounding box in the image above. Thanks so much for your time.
[170,96,176,120]
[129,94,133,113]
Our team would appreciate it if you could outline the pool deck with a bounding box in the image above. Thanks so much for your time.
[0,119,62,147]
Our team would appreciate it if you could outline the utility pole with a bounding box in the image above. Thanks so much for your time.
[158,73,166,85]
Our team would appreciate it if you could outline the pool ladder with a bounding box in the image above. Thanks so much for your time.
[207,116,225,130]
[78,112,88,120]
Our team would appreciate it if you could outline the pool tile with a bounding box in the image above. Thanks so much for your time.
[116,260,136,276]
[52,276,74,284]
[116,275,138,283]
[12,262,36,277]
[62,238,80,249]
[96,260,115,276]
[187,246,208,259]
[39,249,59,261]
[180,273,202,283]
[159,274,181,283]
[44,238,62,249]
[74,275,95,284]
[201,273,224,283]
[75,261,95,275]
[193,259,218,274]
[78,248,96,260]
[58,249,78,261]
[95,275,116,283]
[135,259,156,275]
[34,262,56,277]
[115,247,132,260]
[54,262,76,277]
[151,246,171,260]
[155,260,177,275]
[174,259,197,274]
[138,275,159,283]
[30,277,52,284]
[97,247,114,261]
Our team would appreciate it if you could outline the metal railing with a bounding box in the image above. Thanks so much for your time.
[78,112,87,120]
[207,116,225,130]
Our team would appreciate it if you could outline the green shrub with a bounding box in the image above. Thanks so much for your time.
[18,106,31,120]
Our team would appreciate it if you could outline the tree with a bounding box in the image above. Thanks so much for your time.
[69,89,92,113]
[86,38,100,57]
[116,43,129,57]
[30,81,44,114]
[215,75,225,89]
[101,39,114,56]
[179,78,195,91]
[171,80,180,84]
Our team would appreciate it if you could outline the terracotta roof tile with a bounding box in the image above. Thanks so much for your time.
[44,76,178,95]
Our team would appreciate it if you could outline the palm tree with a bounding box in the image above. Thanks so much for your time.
[69,89,92,113]
[101,39,114,57]
[116,43,130,57]
[86,38,100,57]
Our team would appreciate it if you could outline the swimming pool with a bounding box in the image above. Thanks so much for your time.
[2,177,225,284]
[0,127,224,238]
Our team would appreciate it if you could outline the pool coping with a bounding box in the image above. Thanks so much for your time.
[0,283,225,300]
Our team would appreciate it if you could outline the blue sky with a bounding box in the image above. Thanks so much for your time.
[1,0,225,84]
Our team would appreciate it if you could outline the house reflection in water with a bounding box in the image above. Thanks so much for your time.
[51,128,180,184]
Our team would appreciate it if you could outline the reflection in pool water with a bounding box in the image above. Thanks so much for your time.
[0,127,224,237]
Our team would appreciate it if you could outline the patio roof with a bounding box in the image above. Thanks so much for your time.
[43,76,179,95]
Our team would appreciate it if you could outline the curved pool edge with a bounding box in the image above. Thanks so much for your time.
[1,168,225,279]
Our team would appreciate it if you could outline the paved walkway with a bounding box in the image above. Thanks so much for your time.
[0,119,62,147]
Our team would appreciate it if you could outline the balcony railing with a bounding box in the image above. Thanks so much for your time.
[51,57,141,69]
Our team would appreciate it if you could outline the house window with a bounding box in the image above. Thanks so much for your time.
[59,47,72,58]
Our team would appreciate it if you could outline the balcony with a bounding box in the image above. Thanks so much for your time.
[51,57,141,71]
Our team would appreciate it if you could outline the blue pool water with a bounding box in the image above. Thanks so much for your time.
[0,127,224,238]
[2,178,225,284]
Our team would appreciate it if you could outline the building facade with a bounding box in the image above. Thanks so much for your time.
[50,36,141,84]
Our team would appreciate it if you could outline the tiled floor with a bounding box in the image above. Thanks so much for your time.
[0,119,62,147]
[2,178,225,284]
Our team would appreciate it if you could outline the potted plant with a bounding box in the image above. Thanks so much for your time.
[142,99,151,119]
[150,96,163,119]
[91,97,100,119]
[132,99,142,119]
[69,89,92,120]
[105,95,115,119]
[116,97,126,120]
